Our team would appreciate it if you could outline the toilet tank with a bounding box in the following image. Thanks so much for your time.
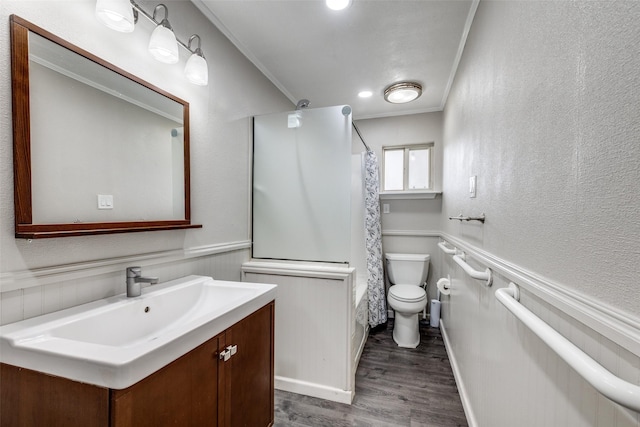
[385,253,430,286]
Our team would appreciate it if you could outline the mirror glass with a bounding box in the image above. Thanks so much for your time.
[11,16,199,238]
[29,32,185,223]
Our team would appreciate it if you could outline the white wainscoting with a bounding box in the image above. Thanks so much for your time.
[0,242,251,325]
[437,234,640,427]
[241,260,359,404]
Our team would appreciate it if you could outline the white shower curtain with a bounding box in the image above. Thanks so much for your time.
[364,151,387,328]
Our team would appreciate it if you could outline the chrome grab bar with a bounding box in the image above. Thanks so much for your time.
[496,283,640,412]
[438,241,456,255]
[453,253,492,286]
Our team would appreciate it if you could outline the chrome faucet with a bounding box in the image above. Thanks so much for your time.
[126,266,159,297]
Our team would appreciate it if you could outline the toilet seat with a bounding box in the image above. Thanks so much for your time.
[388,285,426,303]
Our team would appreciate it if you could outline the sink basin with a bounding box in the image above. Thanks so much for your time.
[0,275,277,389]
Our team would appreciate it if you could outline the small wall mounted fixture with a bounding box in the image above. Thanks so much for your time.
[95,0,209,86]
[384,81,423,104]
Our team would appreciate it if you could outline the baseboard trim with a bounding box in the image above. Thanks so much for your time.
[275,376,354,405]
[440,319,478,427]
[0,241,252,293]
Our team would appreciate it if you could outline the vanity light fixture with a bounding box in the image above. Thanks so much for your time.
[148,4,179,64]
[95,0,136,32]
[384,81,423,104]
[95,0,209,85]
[184,35,208,86]
[326,0,352,11]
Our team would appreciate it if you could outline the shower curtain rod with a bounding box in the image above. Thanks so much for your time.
[352,122,372,152]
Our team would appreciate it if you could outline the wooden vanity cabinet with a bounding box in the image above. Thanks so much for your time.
[222,302,275,427]
[110,335,221,426]
[0,301,275,427]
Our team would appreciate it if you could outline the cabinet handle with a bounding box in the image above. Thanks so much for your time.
[218,345,238,362]
[219,349,231,361]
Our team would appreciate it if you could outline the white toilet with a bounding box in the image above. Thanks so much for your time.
[385,253,430,348]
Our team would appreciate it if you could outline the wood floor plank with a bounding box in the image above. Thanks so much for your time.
[274,320,468,426]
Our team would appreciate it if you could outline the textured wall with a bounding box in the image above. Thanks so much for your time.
[0,0,291,322]
[0,0,291,272]
[441,1,640,426]
[442,0,640,317]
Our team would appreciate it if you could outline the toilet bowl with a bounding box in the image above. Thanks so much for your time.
[385,253,430,348]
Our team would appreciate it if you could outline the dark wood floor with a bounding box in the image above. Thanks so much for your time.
[274,319,469,427]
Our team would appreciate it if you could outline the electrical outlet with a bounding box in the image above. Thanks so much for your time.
[383,204,390,214]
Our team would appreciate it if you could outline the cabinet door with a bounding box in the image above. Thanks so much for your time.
[222,302,274,427]
[111,334,221,427]
[0,363,110,427]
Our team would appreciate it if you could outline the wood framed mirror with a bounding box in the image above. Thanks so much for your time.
[10,15,201,238]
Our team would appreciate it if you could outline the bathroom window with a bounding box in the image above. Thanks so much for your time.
[382,143,433,191]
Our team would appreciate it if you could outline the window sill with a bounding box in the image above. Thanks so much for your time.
[379,191,442,200]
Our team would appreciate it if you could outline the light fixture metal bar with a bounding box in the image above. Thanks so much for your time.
[129,0,195,53]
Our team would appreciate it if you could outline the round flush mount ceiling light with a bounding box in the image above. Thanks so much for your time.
[384,82,423,104]
[326,0,352,11]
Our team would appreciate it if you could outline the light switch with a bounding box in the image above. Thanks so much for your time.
[383,203,390,214]
[98,194,114,210]
[469,176,477,198]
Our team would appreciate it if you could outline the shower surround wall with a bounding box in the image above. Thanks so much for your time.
[0,1,291,324]
[439,1,640,426]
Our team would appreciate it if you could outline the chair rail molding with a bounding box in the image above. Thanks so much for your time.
[381,230,441,238]
[0,240,252,293]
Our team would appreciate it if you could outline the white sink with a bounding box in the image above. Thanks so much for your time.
[0,275,277,389]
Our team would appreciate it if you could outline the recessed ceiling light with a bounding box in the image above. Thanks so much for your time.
[384,82,423,104]
[358,90,373,98]
[326,0,352,11]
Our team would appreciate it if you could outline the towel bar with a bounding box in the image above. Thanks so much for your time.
[449,213,486,223]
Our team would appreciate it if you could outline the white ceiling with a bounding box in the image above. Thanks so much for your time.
[192,0,478,119]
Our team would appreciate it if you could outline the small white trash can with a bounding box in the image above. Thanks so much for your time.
[430,299,441,328]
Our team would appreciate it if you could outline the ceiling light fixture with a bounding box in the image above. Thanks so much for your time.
[384,82,423,104]
[326,0,352,11]
[184,35,209,86]
[148,4,179,64]
[358,90,373,98]
[95,0,209,86]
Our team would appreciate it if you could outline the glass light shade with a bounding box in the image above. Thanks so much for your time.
[95,0,135,33]
[184,53,208,86]
[326,0,352,11]
[384,82,423,104]
[148,24,179,64]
